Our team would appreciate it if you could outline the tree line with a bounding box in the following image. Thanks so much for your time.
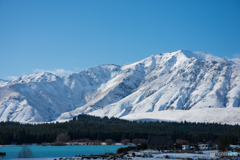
[0,114,240,145]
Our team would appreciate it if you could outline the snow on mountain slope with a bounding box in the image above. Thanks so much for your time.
[0,50,240,124]
[0,79,8,87]
[121,108,240,125]
[230,58,240,65]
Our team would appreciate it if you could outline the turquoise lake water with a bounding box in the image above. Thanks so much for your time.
[0,145,132,159]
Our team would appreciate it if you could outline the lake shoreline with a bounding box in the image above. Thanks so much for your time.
[0,145,135,159]
[0,143,134,147]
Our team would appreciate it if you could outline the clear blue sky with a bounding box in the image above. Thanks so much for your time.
[0,0,240,80]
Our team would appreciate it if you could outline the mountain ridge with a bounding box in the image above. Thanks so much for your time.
[0,50,240,124]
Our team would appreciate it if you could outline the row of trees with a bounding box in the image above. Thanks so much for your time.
[54,133,147,146]
[0,114,240,145]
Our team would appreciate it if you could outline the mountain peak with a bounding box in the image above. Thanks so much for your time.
[12,72,59,83]
[176,50,223,62]
[154,50,223,64]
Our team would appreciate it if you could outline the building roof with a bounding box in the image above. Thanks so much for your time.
[198,144,209,146]
[176,139,190,145]
[147,135,172,145]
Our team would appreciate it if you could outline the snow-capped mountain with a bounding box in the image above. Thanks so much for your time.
[0,50,240,124]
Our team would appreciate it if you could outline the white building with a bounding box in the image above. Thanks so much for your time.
[198,144,210,150]
[230,145,240,149]
[182,145,189,150]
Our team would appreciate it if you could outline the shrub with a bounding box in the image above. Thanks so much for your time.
[164,155,170,159]
[132,139,140,145]
[121,139,130,145]
[105,139,114,145]
[52,141,65,146]
[17,146,33,158]
[132,152,136,157]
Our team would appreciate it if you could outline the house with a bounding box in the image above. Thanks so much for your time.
[230,145,240,149]
[147,135,173,150]
[182,145,189,150]
[198,144,210,150]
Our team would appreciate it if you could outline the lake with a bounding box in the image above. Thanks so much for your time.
[0,145,133,159]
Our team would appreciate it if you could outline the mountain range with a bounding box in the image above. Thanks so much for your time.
[0,50,240,124]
